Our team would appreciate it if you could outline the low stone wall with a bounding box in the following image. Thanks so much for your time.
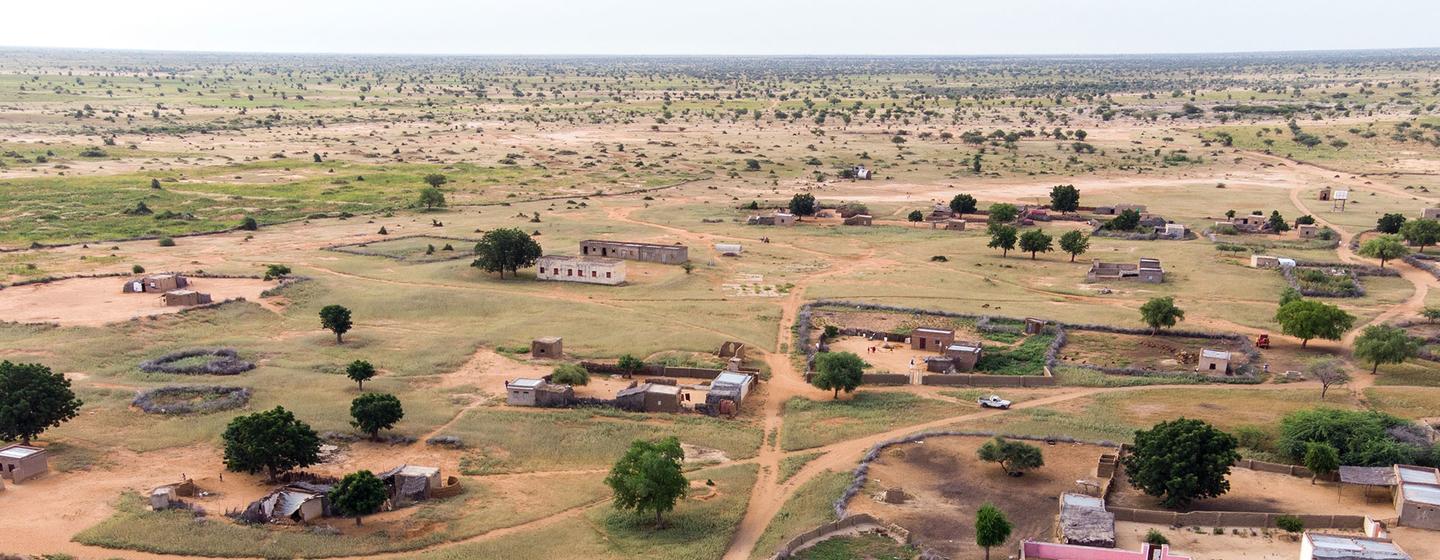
[1108,507,1363,529]
[860,373,911,385]
[578,361,760,381]
[920,373,1057,387]
[431,477,464,499]
[770,513,905,560]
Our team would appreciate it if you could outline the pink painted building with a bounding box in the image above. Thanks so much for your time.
[1021,541,1191,560]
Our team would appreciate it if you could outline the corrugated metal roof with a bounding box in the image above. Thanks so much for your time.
[1200,349,1231,360]
[713,372,754,386]
[0,445,43,459]
[1306,533,1410,560]
[508,378,545,389]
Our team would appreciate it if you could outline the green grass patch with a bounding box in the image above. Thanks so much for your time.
[781,392,962,451]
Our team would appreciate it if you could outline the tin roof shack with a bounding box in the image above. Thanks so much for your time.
[536,255,625,285]
[580,240,689,264]
[1198,349,1232,375]
[1058,493,1115,548]
[162,290,213,307]
[123,273,189,293]
[945,343,983,372]
[240,483,332,524]
[506,378,574,407]
[616,383,683,413]
[0,444,48,483]
[911,327,956,352]
[1394,464,1440,530]
[715,243,743,256]
[378,465,442,504]
[1302,533,1411,560]
[1086,259,1164,283]
[843,214,873,226]
[149,479,199,510]
[531,336,563,359]
[708,372,756,408]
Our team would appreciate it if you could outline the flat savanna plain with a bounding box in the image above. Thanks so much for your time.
[2,49,1440,560]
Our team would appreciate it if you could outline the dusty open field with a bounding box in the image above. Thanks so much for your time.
[0,276,276,325]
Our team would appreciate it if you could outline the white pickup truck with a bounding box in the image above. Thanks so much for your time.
[976,395,1012,409]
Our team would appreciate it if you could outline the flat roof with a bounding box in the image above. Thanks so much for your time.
[947,344,981,353]
[581,240,686,250]
[1061,493,1106,510]
[1200,349,1231,360]
[1401,482,1440,506]
[533,336,562,343]
[914,327,953,335]
[397,465,440,477]
[538,254,622,265]
[1306,533,1410,560]
[0,444,44,459]
[713,372,754,386]
[508,378,545,389]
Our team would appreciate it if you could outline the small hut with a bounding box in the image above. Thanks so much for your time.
[531,337,563,359]
[0,444,49,483]
[162,290,213,307]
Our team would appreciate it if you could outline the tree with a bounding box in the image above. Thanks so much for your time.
[1139,297,1185,334]
[222,406,321,480]
[972,153,983,173]
[605,437,687,526]
[1401,218,1440,253]
[1308,358,1350,400]
[263,264,291,281]
[811,351,865,399]
[328,470,387,526]
[950,193,978,215]
[987,203,1019,225]
[1058,230,1090,262]
[320,305,353,344]
[988,225,1018,257]
[788,193,817,217]
[1353,325,1420,374]
[313,153,323,163]
[976,437,1045,476]
[346,360,376,389]
[1122,418,1239,508]
[907,210,924,222]
[1268,210,1290,233]
[1144,529,1170,546]
[1275,299,1354,348]
[350,393,404,440]
[617,354,645,378]
[0,362,82,445]
[1049,184,1080,213]
[1423,306,1440,324]
[1107,209,1141,231]
[1358,235,1410,268]
[1018,229,1053,259]
[471,228,543,278]
[1302,442,1340,485]
[417,186,447,209]
[1279,287,1304,307]
[150,177,162,189]
[974,504,1013,560]
[551,363,590,386]
[422,173,448,189]
[240,216,259,231]
[1377,213,1407,234]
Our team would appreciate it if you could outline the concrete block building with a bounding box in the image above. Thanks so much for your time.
[162,290,213,306]
[536,255,625,285]
[1198,349,1232,374]
[1087,258,1164,283]
[531,336,563,359]
[910,327,955,352]
[945,343,983,371]
[580,240,688,264]
[0,444,48,483]
[506,378,575,407]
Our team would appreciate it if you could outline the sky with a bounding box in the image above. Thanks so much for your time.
[5,0,1439,56]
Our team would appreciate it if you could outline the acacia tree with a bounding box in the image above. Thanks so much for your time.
[1358,235,1410,268]
[329,470,387,526]
[471,228,543,278]
[417,186,446,209]
[1058,230,1089,262]
[1049,184,1080,213]
[1122,418,1239,508]
[350,393,404,440]
[346,360,376,389]
[422,173,448,189]
[1140,297,1185,334]
[605,437,687,526]
[1275,299,1354,348]
[616,354,645,378]
[1353,325,1420,374]
[975,504,1013,560]
[1308,358,1350,400]
[222,406,321,481]
[949,193,978,215]
[811,351,866,399]
[988,225,1018,257]
[976,437,1045,476]
[0,361,83,445]
[320,305,353,343]
[1018,229,1053,260]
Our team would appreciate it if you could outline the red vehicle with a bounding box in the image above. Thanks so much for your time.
[1256,334,1271,349]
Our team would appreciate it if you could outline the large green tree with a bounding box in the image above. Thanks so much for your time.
[222,406,322,481]
[346,360,376,390]
[949,193,978,215]
[0,361,83,445]
[329,470,388,525]
[974,504,1013,560]
[987,203,1019,225]
[471,228,543,278]
[1400,218,1440,253]
[417,186,447,210]
[605,437,688,526]
[1107,209,1141,231]
[1303,442,1340,485]
[1358,235,1410,268]
[976,437,1045,476]
[1018,229,1053,260]
[1377,213,1407,234]
[1122,418,1240,508]
[788,193,817,217]
[1353,325,1420,374]
[811,351,866,399]
[350,393,404,440]
[1049,184,1080,213]
[1140,297,1185,334]
[1058,230,1089,262]
[1274,299,1354,348]
[319,304,352,343]
[988,225,1018,257]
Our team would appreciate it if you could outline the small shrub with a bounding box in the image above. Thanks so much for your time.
[157,237,176,247]
[1145,529,1169,546]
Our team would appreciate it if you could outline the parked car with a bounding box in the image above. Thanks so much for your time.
[977,395,1011,409]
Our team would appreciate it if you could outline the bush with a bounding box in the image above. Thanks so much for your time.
[550,363,590,386]
[157,237,176,247]
[1144,529,1169,546]
[1278,408,1419,465]
[1275,515,1304,534]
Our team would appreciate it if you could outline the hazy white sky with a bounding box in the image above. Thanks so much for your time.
[6,0,1438,56]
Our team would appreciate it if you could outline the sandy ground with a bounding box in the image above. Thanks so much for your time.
[1109,465,1395,519]
[0,276,277,326]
